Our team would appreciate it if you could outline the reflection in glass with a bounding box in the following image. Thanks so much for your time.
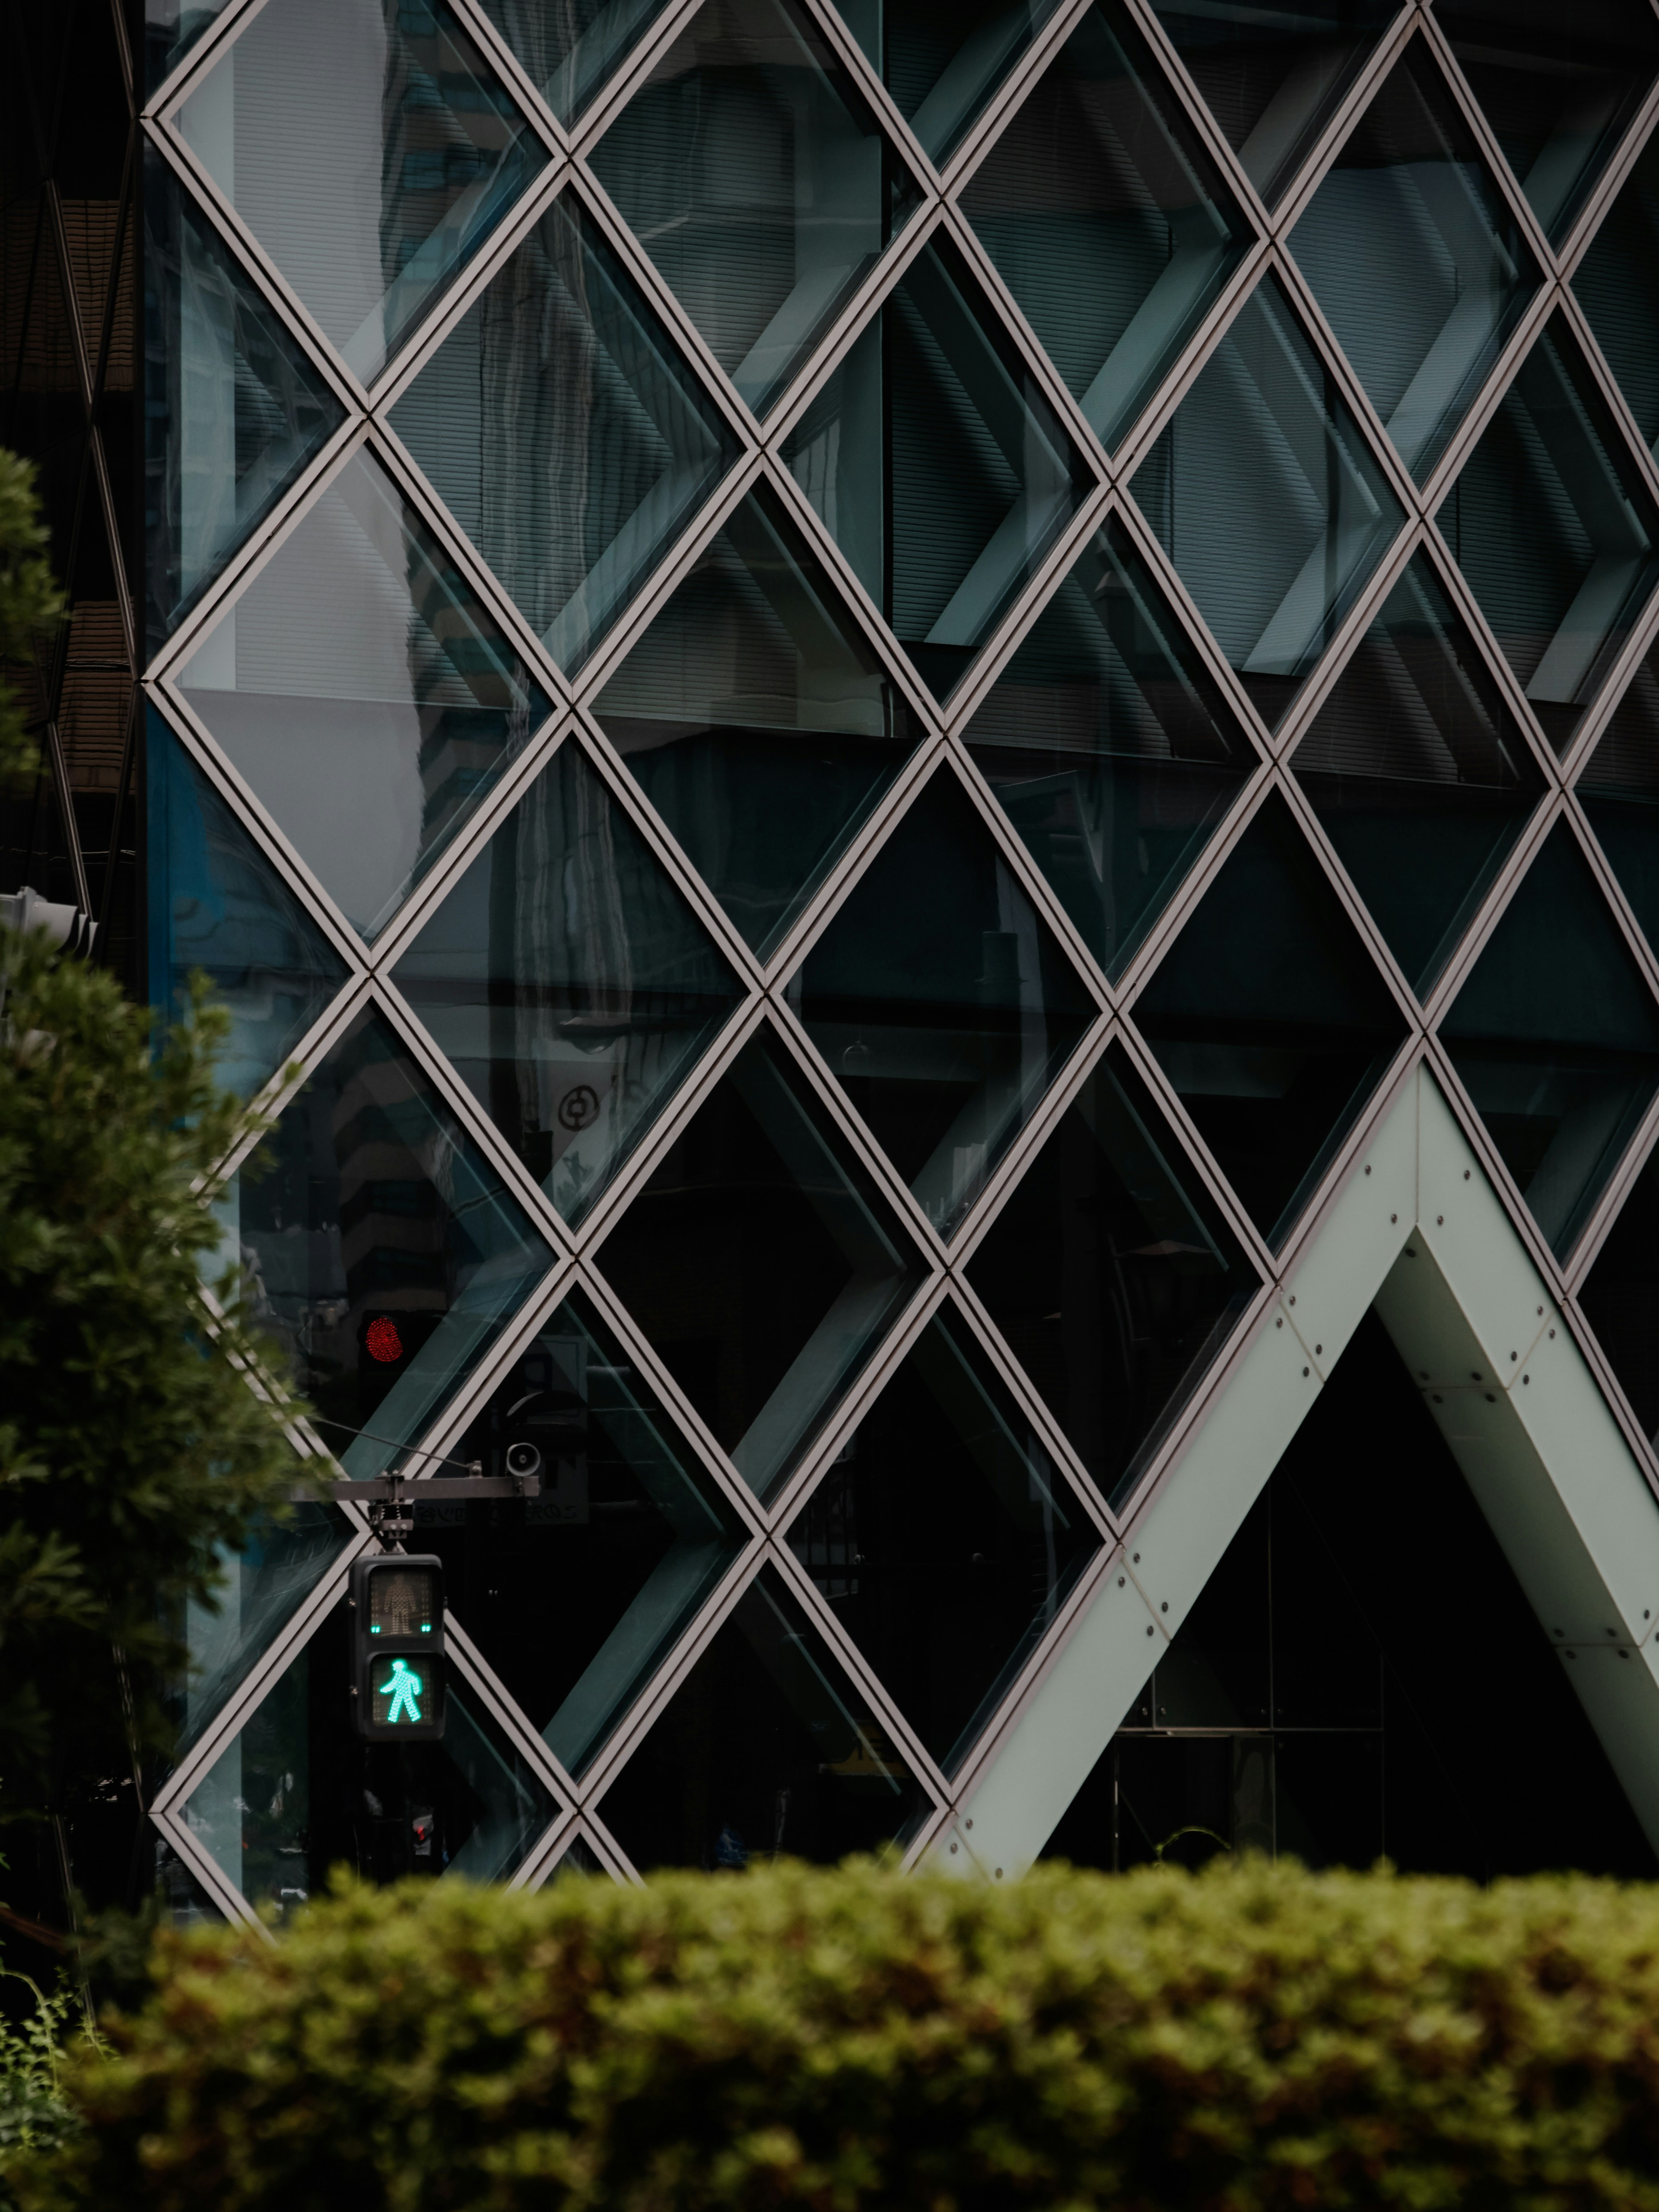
[1579,652,1659,960]
[415,1289,747,1779]
[225,1003,554,1480]
[1446,314,1659,755]
[963,517,1253,980]
[480,0,673,124]
[782,234,1089,701]
[596,1564,930,1869]
[388,192,739,677]
[847,0,1068,167]
[590,0,917,416]
[146,708,348,1100]
[1571,127,1659,455]
[1289,552,1544,996]
[154,1836,226,1926]
[183,1602,558,1908]
[1440,820,1659,1259]
[595,1026,926,1498]
[959,0,1247,455]
[142,141,342,655]
[392,737,741,1225]
[788,1305,1100,1774]
[1289,38,1540,483]
[176,0,547,384]
[176,449,552,943]
[1133,791,1407,1248]
[595,484,925,958]
[1131,275,1405,731]
[1144,0,1397,210]
[966,1041,1254,1509]
[1433,0,1659,245]
[145,0,238,92]
[1578,1140,1659,1445]
[795,767,1096,1237]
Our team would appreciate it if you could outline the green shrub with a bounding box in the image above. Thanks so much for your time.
[19,1857,1659,2211]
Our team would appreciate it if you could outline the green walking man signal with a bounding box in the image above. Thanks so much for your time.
[350,1554,446,1740]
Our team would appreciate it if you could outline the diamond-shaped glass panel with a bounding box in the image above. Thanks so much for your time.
[593,482,925,959]
[589,0,918,416]
[1289,37,1541,483]
[142,140,343,654]
[963,515,1255,981]
[392,736,743,1226]
[1145,0,1398,210]
[478,0,671,124]
[966,1039,1255,1510]
[1131,274,1406,731]
[1572,126,1659,457]
[595,1024,927,1498]
[146,707,349,1100]
[1440,818,1659,1259]
[1446,312,1659,757]
[788,1301,1100,1774]
[225,1002,556,1479]
[596,1561,930,1868]
[177,449,552,943]
[413,1287,747,1780]
[1433,0,1659,246]
[782,232,1090,701]
[795,765,1096,1236]
[1133,789,1408,1248]
[182,1602,559,1906]
[146,0,238,92]
[1578,1138,1659,1445]
[388,191,741,677]
[958,0,1249,456]
[1288,550,1545,996]
[176,0,548,385]
[845,0,1068,168]
[1579,650,1659,960]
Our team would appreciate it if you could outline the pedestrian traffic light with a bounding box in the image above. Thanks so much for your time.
[350,1554,446,1740]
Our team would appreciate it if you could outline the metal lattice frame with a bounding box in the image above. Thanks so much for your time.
[135,0,1659,1917]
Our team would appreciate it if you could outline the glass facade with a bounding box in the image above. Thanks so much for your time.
[14,0,1659,1909]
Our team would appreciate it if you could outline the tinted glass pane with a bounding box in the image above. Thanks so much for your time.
[1289,551,1544,995]
[846,0,1068,167]
[1145,0,1397,209]
[177,449,552,942]
[388,192,739,677]
[183,1603,558,1908]
[963,516,1254,980]
[782,234,1090,701]
[959,0,1248,454]
[596,485,924,959]
[1578,1141,1659,1444]
[796,767,1095,1236]
[1433,0,1659,245]
[1440,819,1659,1258]
[146,707,349,1100]
[142,142,343,655]
[966,1041,1255,1508]
[788,1305,1100,1773]
[1131,274,1406,730]
[590,0,917,416]
[145,0,237,91]
[416,1289,747,1779]
[392,737,742,1225]
[1579,652,1659,960]
[1289,38,1540,481]
[1446,314,1659,755]
[177,0,547,383]
[597,1563,930,1868]
[480,0,672,123]
[595,1026,926,1498]
[1571,127,1659,456]
[227,1003,555,1479]
[1133,790,1407,1247]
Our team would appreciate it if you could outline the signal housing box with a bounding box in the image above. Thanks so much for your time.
[350,1554,446,1741]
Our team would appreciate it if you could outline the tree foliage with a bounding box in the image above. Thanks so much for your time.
[0,454,62,790]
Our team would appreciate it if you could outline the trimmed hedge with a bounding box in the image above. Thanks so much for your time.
[22,1858,1659,2211]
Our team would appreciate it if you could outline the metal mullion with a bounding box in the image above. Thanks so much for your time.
[1560,79,1659,281]
[786,0,946,200]
[442,1615,581,1808]
[144,677,370,975]
[1266,6,1419,244]
[515,1811,581,1892]
[1413,7,1564,285]
[1274,518,1430,763]
[947,1018,1121,1277]
[1417,790,1565,1029]
[226,983,373,1173]
[897,1802,957,1872]
[1557,571,1659,790]
[553,1814,635,1885]
[1421,1032,1578,1292]
[41,178,93,411]
[934,0,1096,196]
[1104,235,1272,486]
[753,192,938,435]
[1111,0,1273,236]
[41,720,94,918]
[569,0,720,156]
[1559,1287,1659,1513]
[445,0,572,161]
[142,0,270,118]
[1552,277,1659,518]
[1269,1031,1427,1284]
[1108,752,1276,1011]
[1273,752,1429,1023]
[1570,787,1659,1003]
[1417,505,1570,788]
[151,1807,268,1935]
[1417,277,1560,518]
[1564,1080,1659,1293]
